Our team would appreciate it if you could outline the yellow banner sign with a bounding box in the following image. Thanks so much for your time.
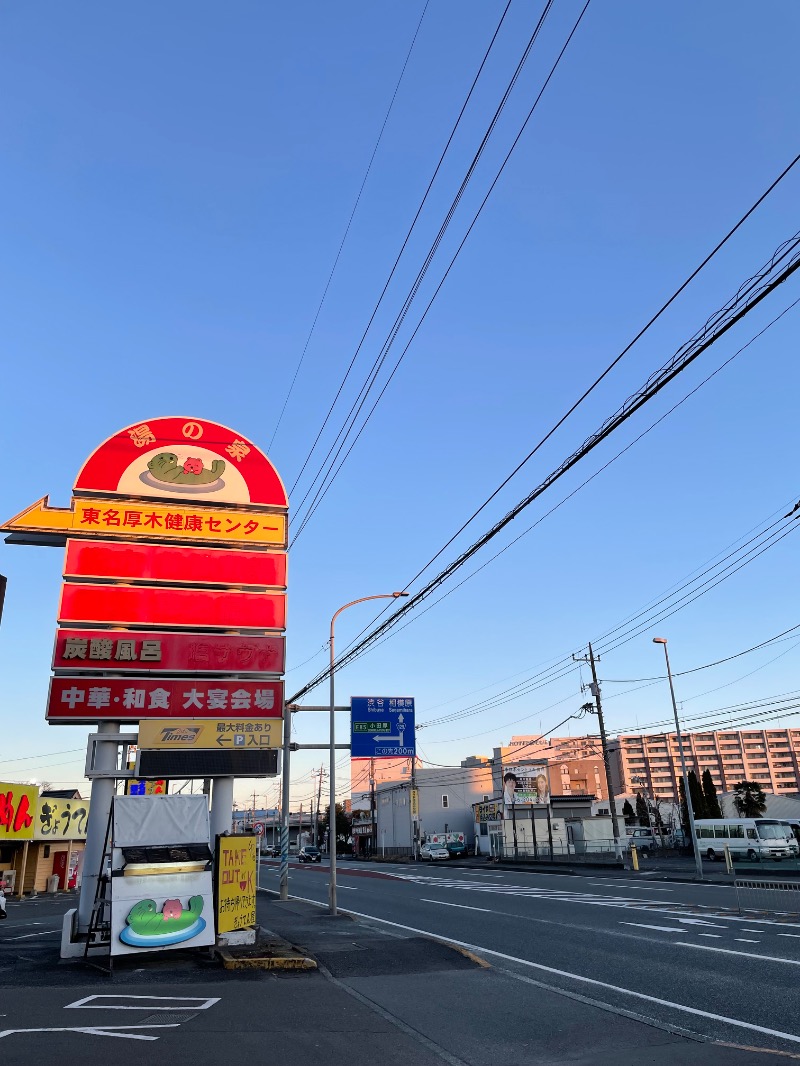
[0,782,38,841]
[410,789,419,817]
[138,719,282,750]
[34,797,90,840]
[2,496,287,548]
[216,835,256,933]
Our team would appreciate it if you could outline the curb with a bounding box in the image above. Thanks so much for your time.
[217,946,317,971]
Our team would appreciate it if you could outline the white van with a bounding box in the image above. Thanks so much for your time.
[694,818,794,862]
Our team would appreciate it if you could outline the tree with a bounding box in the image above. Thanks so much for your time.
[701,769,723,819]
[732,781,767,818]
[635,792,650,827]
[622,799,636,826]
[320,803,352,854]
[679,771,707,836]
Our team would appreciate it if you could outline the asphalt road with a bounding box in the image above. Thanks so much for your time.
[262,858,800,1055]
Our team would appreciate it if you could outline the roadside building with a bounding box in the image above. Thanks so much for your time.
[373,765,492,854]
[492,737,609,801]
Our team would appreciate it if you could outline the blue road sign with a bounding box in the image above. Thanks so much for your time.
[350,696,415,759]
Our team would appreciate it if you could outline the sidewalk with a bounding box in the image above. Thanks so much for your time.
[256,893,799,1065]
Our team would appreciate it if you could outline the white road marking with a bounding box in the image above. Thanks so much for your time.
[618,922,680,933]
[779,933,800,939]
[676,943,800,966]
[664,918,725,928]
[734,939,760,944]
[741,929,762,933]
[0,1025,180,1042]
[289,895,800,1047]
[698,933,722,938]
[590,882,673,893]
[65,995,220,1011]
[420,899,494,913]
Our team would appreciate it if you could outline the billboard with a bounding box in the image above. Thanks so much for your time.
[215,835,257,933]
[47,678,283,724]
[138,719,282,749]
[53,630,285,675]
[0,782,37,840]
[34,797,90,840]
[502,765,550,807]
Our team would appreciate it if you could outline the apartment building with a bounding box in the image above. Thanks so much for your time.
[611,727,800,801]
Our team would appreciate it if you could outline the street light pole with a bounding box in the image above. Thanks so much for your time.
[328,591,408,916]
[653,637,703,881]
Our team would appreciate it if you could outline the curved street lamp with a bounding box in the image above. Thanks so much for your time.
[329,592,408,915]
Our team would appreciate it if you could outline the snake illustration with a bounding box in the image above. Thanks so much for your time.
[147,452,226,485]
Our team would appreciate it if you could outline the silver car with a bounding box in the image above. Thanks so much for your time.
[420,842,449,861]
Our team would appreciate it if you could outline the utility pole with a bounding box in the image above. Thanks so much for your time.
[313,765,325,846]
[410,754,418,861]
[575,644,623,860]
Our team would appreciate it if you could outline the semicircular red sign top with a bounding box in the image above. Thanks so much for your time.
[74,417,287,508]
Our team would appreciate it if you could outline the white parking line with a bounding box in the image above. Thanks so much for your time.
[5,929,60,941]
[65,995,220,1011]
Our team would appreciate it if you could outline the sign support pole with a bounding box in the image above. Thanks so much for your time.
[210,777,234,848]
[279,698,291,900]
[77,721,119,932]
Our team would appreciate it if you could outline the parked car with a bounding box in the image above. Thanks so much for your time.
[298,846,322,864]
[262,844,279,858]
[625,828,660,856]
[420,842,449,861]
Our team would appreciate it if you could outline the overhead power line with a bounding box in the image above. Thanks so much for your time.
[290,0,590,542]
[289,223,800,703]
[287,0,516,498]
[268,0,431,451]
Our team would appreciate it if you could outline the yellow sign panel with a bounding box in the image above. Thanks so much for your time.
[138,719,283,750]
[0,782,38,841]
[216,835,256,933]
[34,797,90,841]
[2,496,287,548]
[410,789,419,817]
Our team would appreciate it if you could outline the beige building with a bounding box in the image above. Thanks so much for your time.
[492,735,608,802]
[611,727,800,801]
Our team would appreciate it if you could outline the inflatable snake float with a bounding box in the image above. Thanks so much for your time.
[147,452,226,485]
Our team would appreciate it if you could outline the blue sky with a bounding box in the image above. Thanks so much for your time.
[1,1,800,810]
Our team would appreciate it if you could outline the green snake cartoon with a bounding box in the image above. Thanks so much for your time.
[125,895,204,937]
[147,452,226,485]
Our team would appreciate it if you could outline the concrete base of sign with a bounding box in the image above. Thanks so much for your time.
[217,928,257,947]
[61,909,85,959]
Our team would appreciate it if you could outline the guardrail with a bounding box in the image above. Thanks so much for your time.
[734,877,800,915]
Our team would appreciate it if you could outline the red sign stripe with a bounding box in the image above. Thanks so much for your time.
[59,583,286,630]
[64,539,286,589]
